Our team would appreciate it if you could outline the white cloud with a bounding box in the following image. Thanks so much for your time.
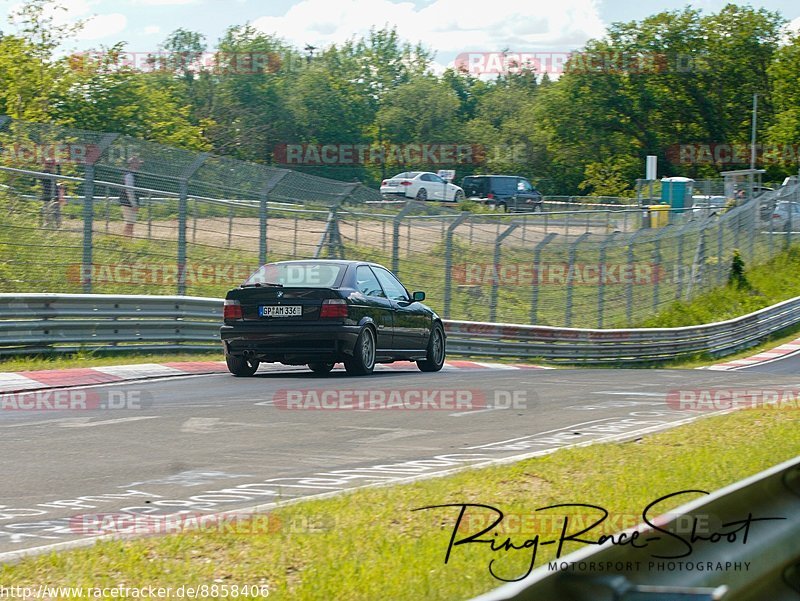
[7,0,127,42]
[130,0,198,4]
[76,12,128,40]
[251,0,606,55]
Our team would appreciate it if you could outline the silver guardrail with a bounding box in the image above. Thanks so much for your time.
[0,293,799,362]
[467,455,800,601]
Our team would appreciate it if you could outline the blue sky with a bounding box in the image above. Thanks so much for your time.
[2,0,799,67]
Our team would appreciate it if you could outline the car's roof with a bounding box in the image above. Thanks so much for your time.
[463,174,522,179]
[265,259,388,267]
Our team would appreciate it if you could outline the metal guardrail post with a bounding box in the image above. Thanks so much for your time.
[530,233,557,324]
[489,224,518,322]
[597,232,619,328]
[565,232,590,327]
[443,213,469,319]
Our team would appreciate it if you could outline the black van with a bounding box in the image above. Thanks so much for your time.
[461,175,543,212]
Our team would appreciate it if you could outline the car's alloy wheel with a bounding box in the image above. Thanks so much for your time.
[344,327,376,375]
[454,190,464,202]
[226,354,259,377]
[308,362,335,374]
[418,324,445,372]
[416,188,427,201]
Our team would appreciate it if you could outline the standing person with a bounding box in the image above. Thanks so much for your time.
[122,156,142,238]
[40,158,62,229]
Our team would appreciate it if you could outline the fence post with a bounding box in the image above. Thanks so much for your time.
[748,198,757,263]
[177,153,209,295]
[178,180,188,295]
[227,202,234,249]
[675,220,692,301]
[80,132,119,293]
[597,232,620,328]
[259,170,290,265]
[259,192,267,265]
[489,224,518,322]
[686,220,709,298]
[652,225,672,314]
[565,232,590,327]
[443,212,469,319]
[81,164,95,293]
[716,217,725,284]
[625,229,646,326]
[392,201,416,275]
[530,232,557,325]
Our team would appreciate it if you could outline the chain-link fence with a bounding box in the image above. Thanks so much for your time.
[1,117,798,328]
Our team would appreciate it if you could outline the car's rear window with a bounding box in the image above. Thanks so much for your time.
[392,172,420,179]
[244,262,343,287]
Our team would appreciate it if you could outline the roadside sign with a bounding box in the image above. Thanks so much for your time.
[437,169,455,182]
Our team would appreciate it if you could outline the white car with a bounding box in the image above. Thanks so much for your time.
[770,201,800,232]
[380,172,465,202]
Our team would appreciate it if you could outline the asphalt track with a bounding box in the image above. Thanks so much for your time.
[0,357,797,558]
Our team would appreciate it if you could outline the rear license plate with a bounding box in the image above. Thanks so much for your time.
[259,305,302,317]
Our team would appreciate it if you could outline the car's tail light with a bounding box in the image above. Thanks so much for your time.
[223,299,242,320]
[320,298,348,318]
[400,181,412,186]
[381,180,387,186]
[487,192,495,199]
[773,213,781,219]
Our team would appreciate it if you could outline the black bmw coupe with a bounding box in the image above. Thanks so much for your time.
[220,260,446,376]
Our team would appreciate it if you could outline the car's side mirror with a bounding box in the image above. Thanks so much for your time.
[411,291,425,302]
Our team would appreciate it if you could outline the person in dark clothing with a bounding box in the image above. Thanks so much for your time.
[122,156,143,238]
[40,158,62,228]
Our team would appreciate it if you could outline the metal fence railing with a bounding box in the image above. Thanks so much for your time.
[2,117,798,328]
[2,293,799,363]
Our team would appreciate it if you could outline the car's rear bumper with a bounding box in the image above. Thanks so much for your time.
[221,322,362,363]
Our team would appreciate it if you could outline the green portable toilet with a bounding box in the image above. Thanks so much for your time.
[661,177,694,213]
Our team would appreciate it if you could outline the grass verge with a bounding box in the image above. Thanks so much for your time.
[2,407,798,599]
[0,351,222,372]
